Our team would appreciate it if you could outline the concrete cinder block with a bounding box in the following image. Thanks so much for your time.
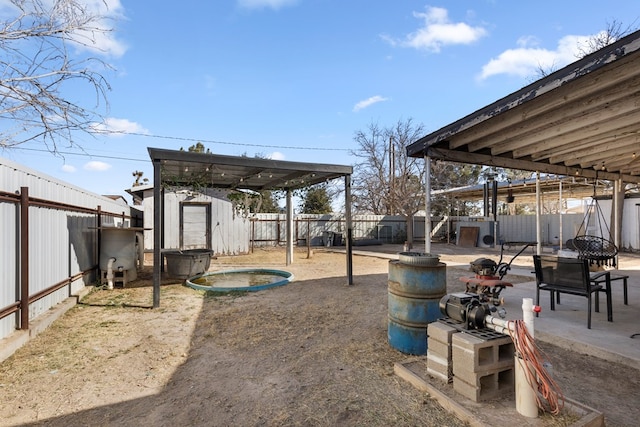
[453,366,515,402]
[427,337,451,360]
[452,333,514,374]
[427,321,457,343]
[426,353,452,383]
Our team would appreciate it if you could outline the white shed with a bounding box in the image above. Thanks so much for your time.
[127,185,250,255]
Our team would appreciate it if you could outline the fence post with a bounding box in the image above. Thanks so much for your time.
[20,187,29,330]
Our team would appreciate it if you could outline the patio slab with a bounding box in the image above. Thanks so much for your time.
[346,243,640,370]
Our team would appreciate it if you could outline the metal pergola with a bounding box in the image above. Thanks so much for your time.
[148,147,353,307]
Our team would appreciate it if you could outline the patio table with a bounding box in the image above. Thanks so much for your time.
[591,272,629,305]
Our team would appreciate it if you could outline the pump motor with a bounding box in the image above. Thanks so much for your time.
[439,293,494,330]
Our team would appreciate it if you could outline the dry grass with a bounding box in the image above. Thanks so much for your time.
[0,248,637,426]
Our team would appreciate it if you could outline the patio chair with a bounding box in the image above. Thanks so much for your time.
[533,255,612,329]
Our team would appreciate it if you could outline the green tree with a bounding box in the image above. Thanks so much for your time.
[430,161,483,216]
[188,142,210,153]
[257,191,281,213]
[299,185,332,214]
[227,190,281,214]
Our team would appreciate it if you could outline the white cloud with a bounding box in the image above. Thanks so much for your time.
[84,161,112,172]
[237,0,298,10]
[353,95,389,112]
[90,117,149,137]
[61,164,76,173]
[383,6,487,52]
[478,34,591,80]
[268,151,285,160]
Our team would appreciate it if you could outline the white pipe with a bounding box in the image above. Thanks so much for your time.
[516,297,538,418]
[522,298,535,339]
[559,179,563,250]
[106,257,116,290]
[536,172,542,254]
[424,155,432,254]
[136,232,144,270]
[484,316,513,334]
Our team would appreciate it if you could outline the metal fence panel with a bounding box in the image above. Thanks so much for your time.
[0,156,134,341]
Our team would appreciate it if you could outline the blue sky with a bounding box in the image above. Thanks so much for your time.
[2,0,639,202]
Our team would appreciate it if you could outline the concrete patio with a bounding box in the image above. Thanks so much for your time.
[347,242,640,371]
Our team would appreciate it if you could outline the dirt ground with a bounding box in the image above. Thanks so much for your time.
[0,248,638,426]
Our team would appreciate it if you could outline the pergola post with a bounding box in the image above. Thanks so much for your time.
[286,189,293,266]
[345,174,353,285]
[153,159,162,308]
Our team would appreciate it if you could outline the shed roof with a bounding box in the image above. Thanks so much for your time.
[147,147,352,191]
[407,29,640,184]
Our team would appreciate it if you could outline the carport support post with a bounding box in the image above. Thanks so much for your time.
[424,155,432,254]
[559,179,563,250]
[152,159,162,308]
[614,178,624,253]
[286,189,293,266]
[535,172,542,255]
[345,174,353,285]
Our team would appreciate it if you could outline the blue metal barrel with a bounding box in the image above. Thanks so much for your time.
[387,260,446,355]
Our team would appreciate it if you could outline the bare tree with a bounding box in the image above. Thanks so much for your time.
[535,19,636,78]
[0,0,118,153]
[352,118,426,243]
[576,19,635,57]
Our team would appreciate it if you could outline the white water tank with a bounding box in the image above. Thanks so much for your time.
[99,227,139,280]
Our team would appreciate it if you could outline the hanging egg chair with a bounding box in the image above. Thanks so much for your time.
[573,179,618,267]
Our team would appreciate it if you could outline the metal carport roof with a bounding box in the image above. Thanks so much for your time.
[433,177,610,206]
[147,147,354,307]
[148,147,353,191]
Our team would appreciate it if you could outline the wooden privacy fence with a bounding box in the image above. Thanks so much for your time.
[0,187,135,339]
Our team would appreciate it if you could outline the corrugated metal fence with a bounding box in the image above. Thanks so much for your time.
[251,214,409,247]
[0,158,137,342]
[250,213,587,248]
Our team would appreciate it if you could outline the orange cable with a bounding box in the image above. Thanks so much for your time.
[508,320,565,415]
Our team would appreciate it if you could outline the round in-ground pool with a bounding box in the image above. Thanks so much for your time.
[185,268,294,292]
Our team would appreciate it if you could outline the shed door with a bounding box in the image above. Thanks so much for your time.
[180,202,211,249]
